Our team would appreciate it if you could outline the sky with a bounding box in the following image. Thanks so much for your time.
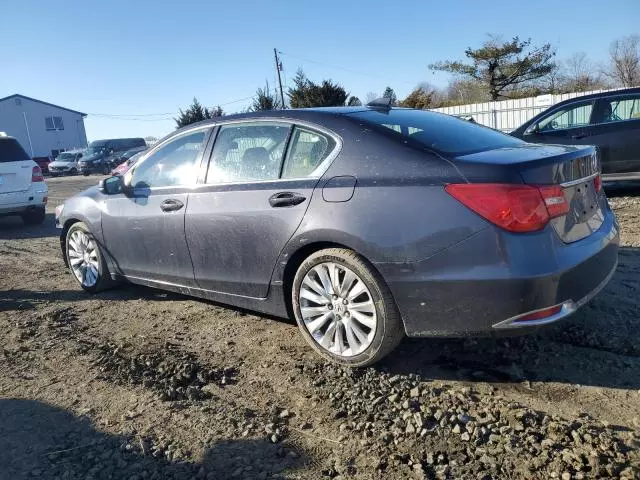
[2,0,639,141]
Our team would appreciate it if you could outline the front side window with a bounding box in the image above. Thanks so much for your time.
[131,129,209,188]
[536,102,593,132]
[596,95,640,124]
[282,127,335,178]
[207,123,290,184]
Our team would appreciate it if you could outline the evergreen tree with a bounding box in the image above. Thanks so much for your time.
[430,35,556,100]
[382,87,397,106]
[174,98,223,128]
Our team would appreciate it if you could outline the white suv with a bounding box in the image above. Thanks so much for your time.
[0,133,48,225]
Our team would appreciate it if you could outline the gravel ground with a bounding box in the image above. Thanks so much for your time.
[1,176,639,480]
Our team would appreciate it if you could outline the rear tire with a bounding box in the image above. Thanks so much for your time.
[21,207,46,225]
[292,248,404,367]
[65,222,115,293]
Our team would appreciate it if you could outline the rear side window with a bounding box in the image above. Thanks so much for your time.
[207,123,291,183]
[346,109,523,155]
[282,127,335,178]
[0,138,30,162]
[594,95,640,123]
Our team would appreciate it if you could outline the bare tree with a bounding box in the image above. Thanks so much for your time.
[562,52,608,92]
[605,35,640,87]
[364,92,379,104]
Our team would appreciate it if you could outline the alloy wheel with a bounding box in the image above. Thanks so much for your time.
[299,262,377,357]
[67,230,100,288]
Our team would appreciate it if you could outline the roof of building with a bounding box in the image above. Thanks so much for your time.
[0,94,87,117]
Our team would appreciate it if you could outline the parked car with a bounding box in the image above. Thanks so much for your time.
[0,132,48,224]
[113,146,147,164]
[511,87,640,182]
[48,150,83,176]
[34,157,51,175]
[78,138,146,175]
[111,150,146,176]
[55,106,619,366]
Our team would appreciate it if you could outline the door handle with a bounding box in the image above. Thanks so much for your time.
[571,133,589,139]
[269,192,306,208]
[160,199,184,212]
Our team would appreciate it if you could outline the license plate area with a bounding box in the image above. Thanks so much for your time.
[564,180,599,224]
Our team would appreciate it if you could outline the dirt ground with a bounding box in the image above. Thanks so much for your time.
[1,175,639,480]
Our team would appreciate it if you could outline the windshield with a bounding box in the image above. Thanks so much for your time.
[56,153,76,162]
[84,145,106,156]
[346,109,524,155]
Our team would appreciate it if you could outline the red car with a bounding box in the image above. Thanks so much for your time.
[34,157,51,174]
[111,150,145,176]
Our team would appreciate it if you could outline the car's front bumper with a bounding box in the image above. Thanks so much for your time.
[49,166,75,174]
[376,210,620,337]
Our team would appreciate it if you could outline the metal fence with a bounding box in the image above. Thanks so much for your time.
[430,87,633,132]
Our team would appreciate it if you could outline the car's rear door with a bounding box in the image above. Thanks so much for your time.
[521,99,596,147]
[185,121,338,298]
[101,126,212,285]
[589,93,640,175]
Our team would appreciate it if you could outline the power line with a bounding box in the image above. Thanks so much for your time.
[86,93,260,120]
[278,51,416,87]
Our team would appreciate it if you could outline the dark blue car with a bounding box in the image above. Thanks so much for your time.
[56,105,619,366]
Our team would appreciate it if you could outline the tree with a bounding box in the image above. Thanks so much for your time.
[287,69,349,108]
[252,83,276,111]
[364,92,379,104]
[347,96,362,106]
[400,86,436,109]
[382,87,397,105]
[605,35,640,87]
[174,98,223,128]
[442,78,489,105]
[430,35,557,100]
[561,52,608,92]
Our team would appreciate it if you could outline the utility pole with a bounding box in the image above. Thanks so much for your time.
[274,48,285,109]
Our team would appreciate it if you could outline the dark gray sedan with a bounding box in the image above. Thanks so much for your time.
[55,106,619,366]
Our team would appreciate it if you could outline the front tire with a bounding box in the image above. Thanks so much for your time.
[292,248,404,367]
[65,222,114,293]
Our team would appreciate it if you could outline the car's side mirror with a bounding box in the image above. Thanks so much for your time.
[98,175,125,195]
[525,123,540,135]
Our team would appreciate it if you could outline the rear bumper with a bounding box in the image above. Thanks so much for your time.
[377,209,620,337]
[0,187,48,216]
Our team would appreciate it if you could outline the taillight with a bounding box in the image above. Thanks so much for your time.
[445,183,568,233]
[593,174,602,192]
[517,305,563,321]
[32,166,44,182]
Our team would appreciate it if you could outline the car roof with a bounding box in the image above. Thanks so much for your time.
[552,87,640,107]
[174,106,411,134]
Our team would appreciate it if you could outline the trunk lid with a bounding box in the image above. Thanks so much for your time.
[455,144,604,243]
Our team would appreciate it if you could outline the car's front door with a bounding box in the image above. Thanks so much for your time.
[185,121,338,298]
[522,99,596,147]
[589,94,640,174]
[102,126,212,285]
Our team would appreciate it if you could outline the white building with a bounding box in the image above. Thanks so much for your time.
[0,94,87,160]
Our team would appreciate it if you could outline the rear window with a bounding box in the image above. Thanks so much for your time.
[346,109,523,155]
[0,138,30,163]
